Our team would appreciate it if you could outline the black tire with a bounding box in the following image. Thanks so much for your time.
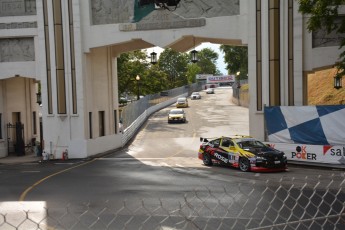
[203,153,213,166]
[239,158,250,172]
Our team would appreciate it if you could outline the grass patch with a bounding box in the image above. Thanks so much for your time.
[308,68,345,105]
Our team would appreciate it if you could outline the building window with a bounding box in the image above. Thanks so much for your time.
[33,112,37,135]
[114,110,118,134]
[43,0,53,114]
[68,0,77,114]
[53,0,66,114]
[89,112,92,139]
[256,0,263,111]
[99,111,105,137]
[0,113,2,139]
[269,0,281,106]
[288,0,294,105]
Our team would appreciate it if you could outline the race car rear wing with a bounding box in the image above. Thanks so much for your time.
[200,137,209,143]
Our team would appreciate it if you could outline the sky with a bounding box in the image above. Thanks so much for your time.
[146,43,227,75]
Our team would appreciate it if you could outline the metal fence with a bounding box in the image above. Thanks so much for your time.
[120,83,203,130]
[1,173,344,230]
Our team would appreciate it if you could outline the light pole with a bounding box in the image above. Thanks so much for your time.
[136,75,140,100]
[236,72,241,105]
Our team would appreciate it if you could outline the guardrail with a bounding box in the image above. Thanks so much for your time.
[120,83,203,146]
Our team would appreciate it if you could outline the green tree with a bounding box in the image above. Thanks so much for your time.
[220,45,248,79]
[186,63,201,84]
[194,48,219,75]
[298,0,345,77]
[144,64,170,93]
[117,50,149,98]
[158,48,189,88]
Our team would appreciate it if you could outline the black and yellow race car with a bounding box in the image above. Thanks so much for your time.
[168,108,186,123]
[198,135,287,172]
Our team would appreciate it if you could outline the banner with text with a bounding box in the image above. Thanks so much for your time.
[267,142,345,165]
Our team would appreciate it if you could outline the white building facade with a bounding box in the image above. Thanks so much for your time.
[0,0,341,159]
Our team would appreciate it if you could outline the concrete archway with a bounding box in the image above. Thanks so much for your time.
[1,1,342,159]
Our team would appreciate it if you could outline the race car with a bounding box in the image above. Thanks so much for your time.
[191,92,201,100]
[198,135,287,172]
[168,108,186,123]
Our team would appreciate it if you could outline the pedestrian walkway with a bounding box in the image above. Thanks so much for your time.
[0,153,42,165]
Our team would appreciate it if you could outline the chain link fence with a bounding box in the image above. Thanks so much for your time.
[1,173,344,230]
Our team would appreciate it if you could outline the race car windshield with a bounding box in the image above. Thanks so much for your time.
[237,140,266,149]
[170,110,183,114]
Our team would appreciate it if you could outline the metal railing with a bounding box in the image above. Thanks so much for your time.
[120,83,203,130]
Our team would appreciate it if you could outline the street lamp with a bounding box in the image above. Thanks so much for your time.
[36,92,42,105]
[334,75,342,89]
[136,75,140,100]
[191,37,198,63]
[191,50,198,63]
[150,51,157,64]
[236,71,241,105]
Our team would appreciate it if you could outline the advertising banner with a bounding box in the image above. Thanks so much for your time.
[207,75,235,83]
[267,142,345,165]
[196,74,212,80]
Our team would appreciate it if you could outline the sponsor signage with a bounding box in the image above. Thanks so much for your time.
[196,74,212,80]
[266,143,345,165]
[207,75,235,83]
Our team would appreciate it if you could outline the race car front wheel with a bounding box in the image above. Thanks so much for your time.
[203,153,213,166]
[239,158,250,172]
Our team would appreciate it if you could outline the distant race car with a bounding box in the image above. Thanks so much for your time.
[168,108,186,123]
[191,92,201,100]
[176,97,188,108]
[198,135,287,172]
[205,88,214,94]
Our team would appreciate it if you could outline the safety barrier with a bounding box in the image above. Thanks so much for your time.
[121,83,202,146]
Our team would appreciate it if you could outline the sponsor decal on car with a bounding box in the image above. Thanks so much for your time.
[214,153,228,163]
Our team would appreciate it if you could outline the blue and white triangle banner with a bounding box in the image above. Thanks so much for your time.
[264,105,345,145]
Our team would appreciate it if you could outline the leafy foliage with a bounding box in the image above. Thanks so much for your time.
[117,50,149,97]
[186,63,201,84]
[194,48,218,75]
[158,48,189,88]
[117,47,222,99]
[220,45,248,79]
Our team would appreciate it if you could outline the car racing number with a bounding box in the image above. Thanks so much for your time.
[228,153,237,164]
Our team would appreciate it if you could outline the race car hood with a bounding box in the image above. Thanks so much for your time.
[242,146,284,157]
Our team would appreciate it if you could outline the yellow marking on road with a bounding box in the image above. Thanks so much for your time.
[19,159,97,201]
